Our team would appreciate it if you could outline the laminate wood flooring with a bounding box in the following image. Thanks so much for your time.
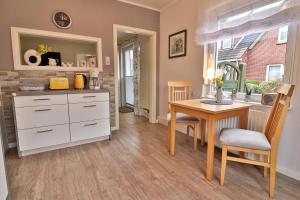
[5,113,300,200]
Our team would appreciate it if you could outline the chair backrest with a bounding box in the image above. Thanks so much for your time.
[264,84,295,147]
[168,81,192,112]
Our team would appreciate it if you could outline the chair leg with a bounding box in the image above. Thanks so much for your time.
[269,151,278,197]
[220,145,228,186]
[186,125,190,142]
[193,124,198,151]
[200,120,206,146]
[264,155,268,177]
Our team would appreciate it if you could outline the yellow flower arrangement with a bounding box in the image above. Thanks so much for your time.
[37,44,52,56]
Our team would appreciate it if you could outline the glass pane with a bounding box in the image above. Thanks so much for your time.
[216,26,288,94]
[124,48,134,76]
[268,65,284,81]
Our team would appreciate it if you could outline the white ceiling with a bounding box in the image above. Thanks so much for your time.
[116,0,177,11]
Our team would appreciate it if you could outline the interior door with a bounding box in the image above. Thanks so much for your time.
[122,45,134,107]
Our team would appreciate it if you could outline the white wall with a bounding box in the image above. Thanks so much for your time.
[159,0,300,181]
[277,25,300,180]
[159,0,205,122]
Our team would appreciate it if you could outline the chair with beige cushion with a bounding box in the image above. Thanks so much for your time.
[167,81,205,151]
[219,84,295,197]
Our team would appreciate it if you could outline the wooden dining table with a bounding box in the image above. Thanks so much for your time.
[168,99,251,181]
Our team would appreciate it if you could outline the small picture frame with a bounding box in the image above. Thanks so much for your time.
[169,29,187,59]
[76,54,97,68]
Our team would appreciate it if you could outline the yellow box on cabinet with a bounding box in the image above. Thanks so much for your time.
[49,77,69,90]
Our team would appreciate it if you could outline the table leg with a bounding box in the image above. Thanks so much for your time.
[206,115,216,181]
[169,106,176,155]
[201,120,206,146]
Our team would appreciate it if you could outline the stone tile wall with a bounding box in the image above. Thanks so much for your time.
[0,70,115,144]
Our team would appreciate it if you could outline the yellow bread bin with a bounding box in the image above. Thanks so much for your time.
[49,77,69,90]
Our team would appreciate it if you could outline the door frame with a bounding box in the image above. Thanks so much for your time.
[113,24,157,129]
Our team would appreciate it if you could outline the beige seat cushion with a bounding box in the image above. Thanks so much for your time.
[167,113,199,123]
[220,128,271,150]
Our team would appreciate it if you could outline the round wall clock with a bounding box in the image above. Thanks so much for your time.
[52,11,72,29]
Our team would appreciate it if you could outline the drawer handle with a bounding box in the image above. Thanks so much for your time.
[83,95,96,98]
[33,98,51,101]
[34,109,52,112]
[84,123,98,127]
[83,105,96,108]
[36,129,53,134]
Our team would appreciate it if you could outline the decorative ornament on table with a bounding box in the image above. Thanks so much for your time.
[52,11,72,29]
[24,49,41,66]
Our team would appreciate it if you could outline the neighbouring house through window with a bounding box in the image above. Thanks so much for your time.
[215,26,288,96]
[278,26,289,44]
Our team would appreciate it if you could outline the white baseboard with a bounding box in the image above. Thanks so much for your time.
[277,165,300,181]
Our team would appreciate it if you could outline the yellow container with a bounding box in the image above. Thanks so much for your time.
[74,74,85,89]
[49,77,69,90]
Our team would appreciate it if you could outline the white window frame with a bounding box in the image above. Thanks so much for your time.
[278,26,288,44]
[222,38,232,49]
[266,64,284,81]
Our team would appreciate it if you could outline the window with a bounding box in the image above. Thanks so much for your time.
[213,27,288,97]
[222,38,232,49]
[266,64,284,81]
[278,26,288,43]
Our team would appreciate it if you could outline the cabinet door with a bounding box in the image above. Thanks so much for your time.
[0,131,8,200]
[17,124,70,151]
[15,105,69,129]
[14,94,68,107]
[69,101,109,123]
[70,119,110,142]
[68,93,109,104]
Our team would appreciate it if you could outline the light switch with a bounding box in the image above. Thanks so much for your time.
[105,56,111,65]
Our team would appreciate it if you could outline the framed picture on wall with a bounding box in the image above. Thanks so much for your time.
[169,29,187,59]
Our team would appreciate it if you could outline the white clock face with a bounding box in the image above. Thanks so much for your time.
[53,11,72,29]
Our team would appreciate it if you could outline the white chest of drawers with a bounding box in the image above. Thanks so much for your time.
[13,91,111,156]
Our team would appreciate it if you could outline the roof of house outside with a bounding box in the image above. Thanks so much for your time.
[218,32,262,61]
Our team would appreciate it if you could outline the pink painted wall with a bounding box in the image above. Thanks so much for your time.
[0,0,160,72]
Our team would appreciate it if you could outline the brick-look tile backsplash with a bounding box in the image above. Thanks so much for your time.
[0,70,116,145]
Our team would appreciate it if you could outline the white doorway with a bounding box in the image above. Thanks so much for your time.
[113,24,157,129]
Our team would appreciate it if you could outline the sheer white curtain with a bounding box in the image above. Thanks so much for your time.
[197,0,300,44]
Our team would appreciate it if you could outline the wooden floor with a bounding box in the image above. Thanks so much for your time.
[5,113,300,200]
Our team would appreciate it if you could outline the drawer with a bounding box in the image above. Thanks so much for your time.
[14,95,68,107]
[68,92,109,104]
[18,124,70,151]
[15,105,69,129]
[69,101,109,123]
[70,119,110,142]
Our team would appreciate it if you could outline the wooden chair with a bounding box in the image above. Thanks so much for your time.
[219,84,295,197]
[167,81,205,151]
